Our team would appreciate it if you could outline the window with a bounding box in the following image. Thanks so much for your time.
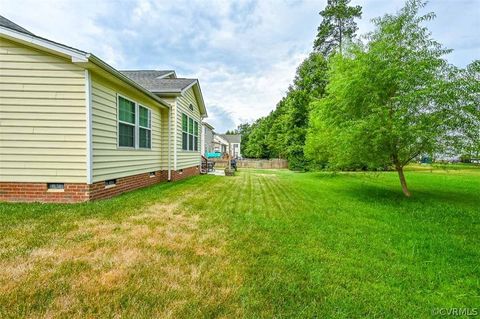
[182,114,188,150]
[181,113,199,151]
[117,95,153,149]
[139,106,151,149]
[149,171,156,177]
[193,121,199,151]
[118,96,135,147]
[188,118,194,151]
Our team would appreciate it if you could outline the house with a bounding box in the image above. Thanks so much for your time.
[201,122,215,155]
[219,134,242,158]
[0,16,208,203]
[201,125,242,159]
[212,134,229,154]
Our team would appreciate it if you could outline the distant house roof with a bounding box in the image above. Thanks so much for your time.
[202,122,215,130]
[0,15,34,35]
[213,134,229,146]
[220,134,241,144]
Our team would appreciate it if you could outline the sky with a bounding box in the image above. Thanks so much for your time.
[2,0,479,132]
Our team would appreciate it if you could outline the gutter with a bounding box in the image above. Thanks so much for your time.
[0,26,171,111]
[86,54,171,110]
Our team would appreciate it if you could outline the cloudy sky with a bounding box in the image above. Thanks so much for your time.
[2,0,479,132]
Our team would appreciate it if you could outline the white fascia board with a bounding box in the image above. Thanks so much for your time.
[180,80,198,94]
[0,26,88,62]
[157,71,176,79]
[181,81,207,117]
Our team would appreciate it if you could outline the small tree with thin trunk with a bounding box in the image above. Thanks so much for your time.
[306,0,477,196]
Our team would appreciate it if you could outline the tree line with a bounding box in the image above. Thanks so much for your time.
[235,0,479,196]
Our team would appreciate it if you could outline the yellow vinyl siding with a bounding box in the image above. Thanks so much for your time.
[158,97,175,171]
[159,104,171,170]
[176,87,201,169]
[91,73,164,182]
[0,38,86,183]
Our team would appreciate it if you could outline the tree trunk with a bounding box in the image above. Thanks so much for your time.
[338,20,343,55]
[395,164,411,197]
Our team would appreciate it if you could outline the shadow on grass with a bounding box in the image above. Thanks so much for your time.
[341,182,479,211]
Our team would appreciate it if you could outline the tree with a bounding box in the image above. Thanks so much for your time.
[306,0,477,196]
[313,0,362,56]
[239,53,329,168]
[458,60,480,159]
[243,117,272,158]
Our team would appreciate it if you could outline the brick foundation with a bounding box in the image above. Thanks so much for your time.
[0,165,200,203]
[0,183,89,203]
[170,165,200,181]
[88,170,169,201]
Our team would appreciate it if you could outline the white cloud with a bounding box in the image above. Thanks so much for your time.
[1,0,478,132]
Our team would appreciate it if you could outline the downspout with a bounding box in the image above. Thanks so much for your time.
[200,115,206,167]
[85,70,93,185]
[167,107,171,181]
[173,99,178,171]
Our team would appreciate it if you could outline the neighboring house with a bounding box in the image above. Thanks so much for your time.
[220,134,242,158]
[0,16,207,203]
[200,120,243,159]
[201,128,242,159]
[213,134,229,153]
[201,122,215,155]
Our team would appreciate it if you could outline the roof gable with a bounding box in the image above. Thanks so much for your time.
[121,70,207,117]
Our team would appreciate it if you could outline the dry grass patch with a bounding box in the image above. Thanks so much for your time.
[0,198,242,318]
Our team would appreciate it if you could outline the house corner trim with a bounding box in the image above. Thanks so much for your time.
[85,69,93,184]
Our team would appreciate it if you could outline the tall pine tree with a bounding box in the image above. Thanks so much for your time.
[313,0,362,56]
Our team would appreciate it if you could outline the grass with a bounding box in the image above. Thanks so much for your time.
[0,166,479,318]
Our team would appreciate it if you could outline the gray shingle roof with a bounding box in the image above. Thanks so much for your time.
[120,70,175,81]
[120,71,197,93]
[220,134,241,143]
[0,15,34,35]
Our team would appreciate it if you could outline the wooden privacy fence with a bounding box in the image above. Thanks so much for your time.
[212,158,288,169]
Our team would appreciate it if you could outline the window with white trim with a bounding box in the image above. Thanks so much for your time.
[182,114,188,150]
[117,96,152,149]
[193,121,199,151]
[118,96,135,147]
[181,113,199,151]
[139,105,151,148]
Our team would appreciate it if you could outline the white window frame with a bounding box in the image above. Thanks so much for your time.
[193,120,199,152]
[138,104,152,149]
[117,94,136,149]
[181,113,199,152]
[117,94,153,150]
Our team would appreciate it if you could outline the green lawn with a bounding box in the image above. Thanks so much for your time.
[0,167,479,318]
